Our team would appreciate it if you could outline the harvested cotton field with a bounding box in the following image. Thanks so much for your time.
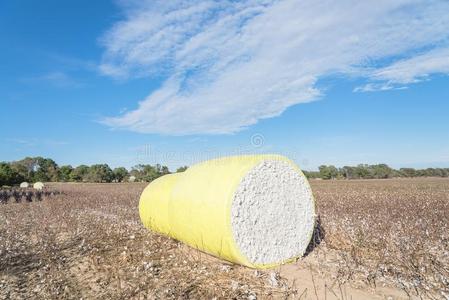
[0,179,448,299]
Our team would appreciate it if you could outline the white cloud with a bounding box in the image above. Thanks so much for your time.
[355,47,449,91]
[100,0,449,134]
[373,48,449,83]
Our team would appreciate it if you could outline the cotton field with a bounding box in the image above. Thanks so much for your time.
[0,179,447,299]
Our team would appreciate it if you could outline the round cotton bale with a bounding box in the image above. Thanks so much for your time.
[139,154,316,269]
[19,182,29,188]
[128,176,136,182]
[33,182,45,190]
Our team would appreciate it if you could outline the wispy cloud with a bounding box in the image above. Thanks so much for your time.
[49,54,97,71]
[99,0,449,135]
[6,138,69,147]
[21,71,82,88]
[353,82,408,93]
[355,47,449,92]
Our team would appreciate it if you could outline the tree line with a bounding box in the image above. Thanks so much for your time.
[303,164,449,180]
[2,157,448,186]
[0,156,188,186]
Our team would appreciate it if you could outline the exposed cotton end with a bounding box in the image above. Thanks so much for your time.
[19,182,29,188]
[231,160,315,266]
[33,182,45,190]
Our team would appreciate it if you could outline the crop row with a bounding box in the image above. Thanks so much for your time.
[0,189,61,204]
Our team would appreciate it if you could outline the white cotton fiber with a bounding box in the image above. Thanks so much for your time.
[231,160,315,265]
[33,182,45,190]
[19,182,29,188]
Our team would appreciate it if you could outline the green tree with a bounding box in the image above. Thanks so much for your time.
[442,169,449,177]
[142,165,160,181]
[400,168,417,177]
[319,165,338,180]
[10,157,37,181]
[371,164,393,179]
[70,165,90,182]
[86,164,114,183]
[131,164,171,182]
[113,167,129,182]
[155,164,170,176]
[355,164,371,179]
[0,162,24,186]
[130,164,147,181]
[32,157,59,182]
[59,165,73,182]
[341,166,356,179]
[129,168,141,181]
[176,166,188,172]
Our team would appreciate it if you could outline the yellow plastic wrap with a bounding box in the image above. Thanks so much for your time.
[139,154,315,269]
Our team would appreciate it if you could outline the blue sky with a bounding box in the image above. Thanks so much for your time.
[1,0,449,171]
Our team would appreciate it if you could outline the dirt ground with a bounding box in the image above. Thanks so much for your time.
[0,178,448,299]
